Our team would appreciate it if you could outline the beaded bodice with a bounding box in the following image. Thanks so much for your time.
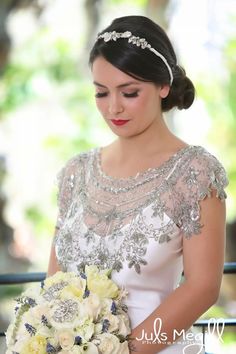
[54,145,228,275]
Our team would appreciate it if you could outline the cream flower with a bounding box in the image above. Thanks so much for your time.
[21,335,47,354]
[103,313,119,332]
[117,313,131,337]
[44,271,77,289]
[58,346,83,354]
[94,333,121,354]
[60,283,85,300]
[47,336,60,349]
[118,341,130,354]
[94,322,103,335]
[31,303,51,323]
[22,304,50,331]
[36,325,55,338]
[57,329,75,350]
[22,284,40,302]
[85,266,118,299]
[83,293,102,321]
[75,319,95,341]
[83,342,99,354]
[8,337,27,353]
[100,298,113,315]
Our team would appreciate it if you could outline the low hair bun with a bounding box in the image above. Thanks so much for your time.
[161,65,195,112]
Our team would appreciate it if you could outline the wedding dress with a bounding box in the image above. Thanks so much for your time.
[54,145,228,354]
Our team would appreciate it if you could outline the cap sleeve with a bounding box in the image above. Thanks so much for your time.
[172,148,229,239]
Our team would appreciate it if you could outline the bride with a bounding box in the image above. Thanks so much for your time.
[47,15,228,353]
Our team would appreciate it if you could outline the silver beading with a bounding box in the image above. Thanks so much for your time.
[96,30,173,85]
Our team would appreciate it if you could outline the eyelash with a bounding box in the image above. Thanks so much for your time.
[95,91,139,98]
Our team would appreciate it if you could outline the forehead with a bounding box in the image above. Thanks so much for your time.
[91,56,142,86]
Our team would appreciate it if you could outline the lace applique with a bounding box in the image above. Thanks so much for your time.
[165,148,229,238]
[53,146,229,273]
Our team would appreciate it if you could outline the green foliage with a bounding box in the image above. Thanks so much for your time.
[222,331,236,345]
[0,30,81,116]
[108,0,147,6]
[196,32,236,220]
[201,305,228,319]
[0,63,36,115]
[0,24,110,238]
[25,206,54,236]
[0,285,24,299]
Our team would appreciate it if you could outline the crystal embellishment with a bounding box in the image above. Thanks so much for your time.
[54,146,228,274]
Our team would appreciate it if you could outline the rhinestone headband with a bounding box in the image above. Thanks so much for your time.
[96,30,173,85]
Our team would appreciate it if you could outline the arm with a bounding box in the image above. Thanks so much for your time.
[47,228,62,277]
[129,190,226,353]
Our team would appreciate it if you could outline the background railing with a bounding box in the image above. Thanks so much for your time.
[1,262,236,350]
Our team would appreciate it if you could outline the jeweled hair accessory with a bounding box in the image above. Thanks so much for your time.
[96,30,173,85]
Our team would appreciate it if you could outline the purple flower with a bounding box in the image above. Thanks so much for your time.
[46,342,57,353]
[75,336,82,345]
[111,301,117,315]
[102,319,110,333]
[25,323,36,336]
[83,289,90,298]
[41,315,48,325]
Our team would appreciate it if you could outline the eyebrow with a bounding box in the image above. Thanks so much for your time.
[93,81,141,88]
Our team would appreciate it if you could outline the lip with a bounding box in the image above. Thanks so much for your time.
[111,119,129,126]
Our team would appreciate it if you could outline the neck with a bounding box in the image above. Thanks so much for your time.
[113,116,178,162]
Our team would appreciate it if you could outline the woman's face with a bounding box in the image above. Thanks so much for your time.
[91,56,169,137]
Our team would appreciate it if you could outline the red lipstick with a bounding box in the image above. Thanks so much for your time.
[111,120,129,126]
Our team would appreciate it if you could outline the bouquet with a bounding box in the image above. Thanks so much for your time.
[5,266,131,354]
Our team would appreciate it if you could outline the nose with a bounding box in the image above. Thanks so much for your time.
[108,94,124,115]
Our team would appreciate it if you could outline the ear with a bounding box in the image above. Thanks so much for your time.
[159,85,170,98]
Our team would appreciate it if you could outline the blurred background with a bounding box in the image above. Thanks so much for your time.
[0,0,235,353]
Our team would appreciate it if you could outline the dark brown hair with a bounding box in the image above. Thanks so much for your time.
[89,15,195,111]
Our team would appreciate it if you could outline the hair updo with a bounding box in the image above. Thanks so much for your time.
[89,15,195,112]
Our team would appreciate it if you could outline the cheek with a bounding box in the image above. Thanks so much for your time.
[130,95,151,114]
[140,92,159,113]
[95,99,107,114]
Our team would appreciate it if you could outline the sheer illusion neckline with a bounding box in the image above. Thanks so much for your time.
[95,144,195,181]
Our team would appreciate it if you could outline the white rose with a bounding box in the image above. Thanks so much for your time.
[75,320,95,341]
[118,341,130,354]
[94,333,120,354]
[47,337,60,349]
[31,303,50,322]
[57,329,75,350]
[10,338,28,353]
[101,298,113,314]
[83,342,99,354]
[103,313,119,332]
[73,277,87,291]
[22,285,40,302]
[58,347,83,354]
[117,313,131,337]
[83,293,102,321]
[15,317,31,340]
[36,325,55,338]
[22,308,39,328]
[94,322,103,335]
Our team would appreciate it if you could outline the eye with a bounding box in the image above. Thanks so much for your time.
[95,92,108,98]
[123,91,139,98]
